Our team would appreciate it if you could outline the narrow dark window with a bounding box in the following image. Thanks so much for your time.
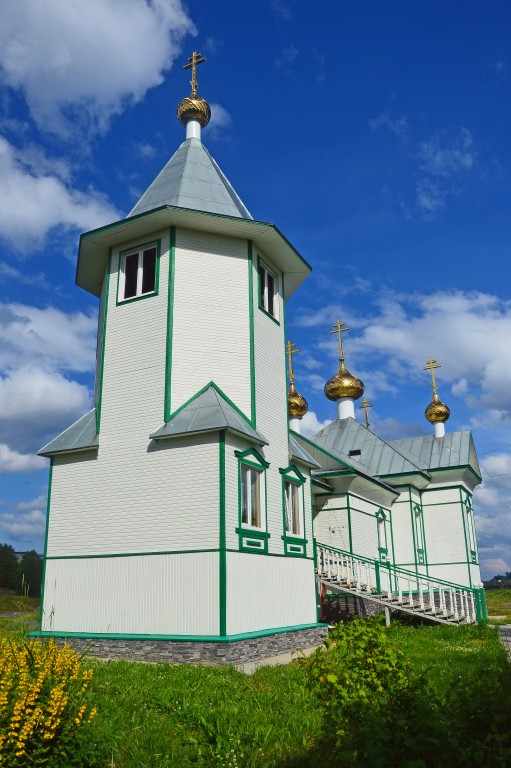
[142,247,157,294]
[258,265,265,306]
[124,252,139,299]
[267,272,275,316]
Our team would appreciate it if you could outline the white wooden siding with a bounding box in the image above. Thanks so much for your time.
[427,563,471,587]
[171,229,250,415]
[390,491,415,565]
[314,507,351,551]
[350,510,380,561]
[252,249,289,556]
[226,552,317,634]
[48,434,219,555]
[42,552,219,636]
[422,503,467,563]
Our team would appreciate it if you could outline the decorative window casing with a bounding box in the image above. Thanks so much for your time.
[413,502,427,566]
[118,241,160,303]
[376,508,389,563]
[257,256,279,322]
[280,465,308,557]
[463,494,478,564]
[235,449,270,554]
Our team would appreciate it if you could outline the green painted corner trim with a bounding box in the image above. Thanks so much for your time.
[39,458,53,628]
[30,622,325,644]
[164,226,176,422]
[96,249,111,434]
[247,240,257,428]
[115,238,161,306]
[219,431,227,636]
[279,464,307,483]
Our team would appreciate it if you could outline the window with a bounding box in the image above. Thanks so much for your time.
[241,465,263,528]
[280,465,307,556]
[258,258,279,320]
[376,509,388,562]
[235,448,270,554]
[285,481,301,536]
[413,503,426,565]
[119,243,158,302]
[464,495,477,563]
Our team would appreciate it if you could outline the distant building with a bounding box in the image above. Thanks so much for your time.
[36,53,486,663]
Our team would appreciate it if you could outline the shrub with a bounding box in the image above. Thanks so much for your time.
[0,637,96,767]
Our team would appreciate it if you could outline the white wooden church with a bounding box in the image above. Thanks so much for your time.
[37,54,486,662]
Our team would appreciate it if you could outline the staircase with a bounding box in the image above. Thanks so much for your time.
[316,543,486,625]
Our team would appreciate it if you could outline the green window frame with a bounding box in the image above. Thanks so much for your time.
[116,239,161,305]
[413,502,427,566]
[376,508,388,562]
[257,254,280,324]
[463,494,478,564]
[280,465,308,557]
[235,448,270,554]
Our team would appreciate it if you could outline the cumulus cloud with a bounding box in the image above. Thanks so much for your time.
[0,136,119,249]
[0,304,96,455]
[0,444,46,473]
[300,410,332,437]
[204,103,232,140]
[0,506,46,545]
[474,452,511,578]
[0,0,195,136]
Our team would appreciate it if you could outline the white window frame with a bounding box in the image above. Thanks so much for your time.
[258,257,279,320]
[118,243,158,302]
[284,480,302,537]
[240,463,265,531]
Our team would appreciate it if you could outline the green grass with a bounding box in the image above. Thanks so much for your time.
[62,621,509,768]
[485,588,511,623]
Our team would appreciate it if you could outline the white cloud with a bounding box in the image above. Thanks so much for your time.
[0,136,119,249]
[415,129,475,217]
[204,103,232,140]
[369,111,407,139]
[301,410,332,437]
[0,444,46,472]
[0,507,46,542]
[0,303,97,373]
[0,0,195,136]
[276,45,299,69]
[271,0,293,22]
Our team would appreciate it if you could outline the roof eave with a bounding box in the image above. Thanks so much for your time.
[76,206,311,300]
[149,425,267,447]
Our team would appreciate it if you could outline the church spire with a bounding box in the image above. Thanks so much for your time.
[176,50,211,140]
[423,356,450,437]
[286,341,308,433]
[324,321,364,420]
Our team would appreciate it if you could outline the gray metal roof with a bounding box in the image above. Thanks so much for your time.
[289,434,320,468]
[129,138,252,219]
[38,409,98,457]
[150,384,268,445]
[388,432,481,478]
[312,418,426,477]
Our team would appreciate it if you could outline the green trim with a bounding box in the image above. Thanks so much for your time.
[259,305,280,325]
[164,227,176,422]
[314,471,399,496]
[346,494,353,553]
[47,548,220,561]
[115,239,161,306]
[39,459,53,629]
[281,468,307,557]
[378,469,430,482]
[235,527,270,540]
[234,447,270,468]
[95,250,111,434]
[247,241,256,427]
[219,431,227,636]
[459,487,473,587]
[31,621,324,644]
[161,380,256,437]
[279,464,307,482]
[311,478,334,493]
[428,465,482,483]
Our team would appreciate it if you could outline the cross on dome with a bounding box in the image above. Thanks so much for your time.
[286,340,300,384]
[359,397,373,429]
[330,320,349,362]
[423,356,442,397]
[184,51,206,97]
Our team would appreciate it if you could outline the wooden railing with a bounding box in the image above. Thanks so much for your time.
[316,543,486,624]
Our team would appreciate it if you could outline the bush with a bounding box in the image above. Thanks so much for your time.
[0,637,97,767]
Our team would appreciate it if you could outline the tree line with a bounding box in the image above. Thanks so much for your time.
[0,544,43,597]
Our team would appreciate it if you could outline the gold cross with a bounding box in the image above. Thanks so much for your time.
[330,320,349,361]
[184,51,206,97]
[359,397,373,429]
[423,356,441,396]
[286,340,300,384]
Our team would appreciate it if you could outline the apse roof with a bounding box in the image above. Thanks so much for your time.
[150,383,268,446]
[38,410,98,457]
[388,432,481,478]
[129,138,252,220]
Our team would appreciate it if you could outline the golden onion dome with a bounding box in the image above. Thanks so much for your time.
[324,360,365,402]
[288,382,308,418]
[177,95,211,128]
[425,393,450,424]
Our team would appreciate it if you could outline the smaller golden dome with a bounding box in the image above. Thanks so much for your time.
[324,361,364,402]
[177,96,211,128]
[288,382,308,418]
[425,393,450,424]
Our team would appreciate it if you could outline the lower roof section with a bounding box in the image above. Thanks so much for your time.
[38,409,98,458]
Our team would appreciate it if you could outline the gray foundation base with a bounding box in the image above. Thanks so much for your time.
[55,626,329,665]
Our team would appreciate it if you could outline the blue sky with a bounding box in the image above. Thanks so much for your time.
[0,0,510,579]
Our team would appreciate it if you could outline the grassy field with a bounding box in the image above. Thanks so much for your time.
[1,595,510,767]
[485,588,511,623]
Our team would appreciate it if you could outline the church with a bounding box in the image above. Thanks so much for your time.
[36,54,486,663]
